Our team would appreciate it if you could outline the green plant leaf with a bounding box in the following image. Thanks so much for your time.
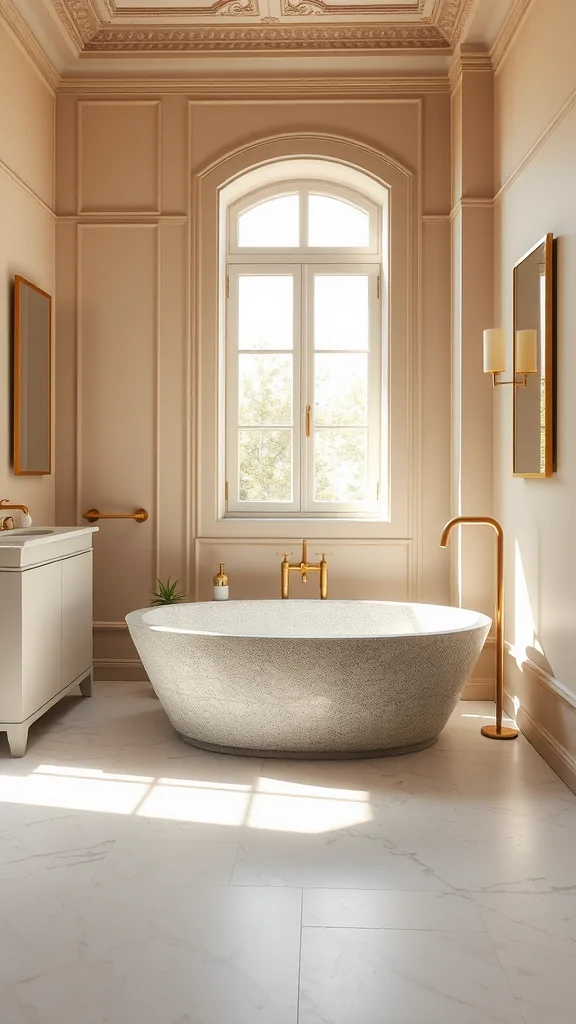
[150,575,187,605]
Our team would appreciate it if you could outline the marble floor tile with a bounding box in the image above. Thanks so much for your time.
[299,926,524,1023]
[303,887,486,930]
[231,830,450,889]
[2,682,576,1023]
[96,834,239,886]
[475,893,576,1023]
[1,883,302,1024]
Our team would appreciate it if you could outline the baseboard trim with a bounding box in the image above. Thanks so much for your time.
[504,647,576,796]
[462,679,495,701]
[505,691,576,795]
[94,658,148,682]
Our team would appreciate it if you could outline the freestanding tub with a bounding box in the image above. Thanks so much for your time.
[126,600,491,758]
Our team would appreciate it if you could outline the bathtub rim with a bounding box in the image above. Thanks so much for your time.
[126,599,492,641]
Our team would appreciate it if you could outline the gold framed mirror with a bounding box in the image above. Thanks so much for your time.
[13,276,52,476]
[513,234,554,478]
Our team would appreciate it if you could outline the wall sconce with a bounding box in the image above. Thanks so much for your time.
[483,327,538,388]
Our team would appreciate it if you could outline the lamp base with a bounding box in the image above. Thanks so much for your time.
[480,724,519,741]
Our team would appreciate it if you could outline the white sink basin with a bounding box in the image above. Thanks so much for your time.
[8,529,55,536]
[0,527,99,569]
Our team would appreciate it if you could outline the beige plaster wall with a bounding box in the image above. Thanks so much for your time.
[494,0,576,787]
[55,88,457,680]
[0,16,55,523]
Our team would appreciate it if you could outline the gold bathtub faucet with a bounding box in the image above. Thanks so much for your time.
[279,540,329,599]
[440,515,518,742]
[0,499,30,531]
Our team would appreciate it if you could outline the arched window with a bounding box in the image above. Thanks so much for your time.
[222,171,386,517]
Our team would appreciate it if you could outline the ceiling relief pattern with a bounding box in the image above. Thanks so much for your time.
[47,0,479,53]
[86,23,446,49]
[281,0,426,18]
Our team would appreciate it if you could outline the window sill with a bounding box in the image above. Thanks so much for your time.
[221,514,390,525]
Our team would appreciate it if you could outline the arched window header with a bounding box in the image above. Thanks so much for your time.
[228,181,379,254]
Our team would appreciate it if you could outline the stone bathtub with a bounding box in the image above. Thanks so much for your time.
[126,600,491,758]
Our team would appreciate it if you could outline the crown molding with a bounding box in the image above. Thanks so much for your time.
[58,72,450,95]
[491,0,534,71]
[0,0,59,90]
[448,47,492,90]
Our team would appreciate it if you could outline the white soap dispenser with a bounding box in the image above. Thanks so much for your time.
[213,563,229,601]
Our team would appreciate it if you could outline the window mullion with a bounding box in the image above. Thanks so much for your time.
[301,264,313,514]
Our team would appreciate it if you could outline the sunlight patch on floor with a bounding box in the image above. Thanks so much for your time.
[0,764,373,833]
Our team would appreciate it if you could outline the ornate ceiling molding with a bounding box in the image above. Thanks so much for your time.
[45,0,480,54]
[101,0,258,13]
[50,0,100,45]
[281,0,424,17]
[436,0,475,44]
[85,23,447,51]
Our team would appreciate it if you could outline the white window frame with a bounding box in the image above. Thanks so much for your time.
[224,180,385,520]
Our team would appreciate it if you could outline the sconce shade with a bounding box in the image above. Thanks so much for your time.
[516,329,538,374]
[483,328,506,374]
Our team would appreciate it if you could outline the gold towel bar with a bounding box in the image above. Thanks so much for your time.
[82,508,148,524]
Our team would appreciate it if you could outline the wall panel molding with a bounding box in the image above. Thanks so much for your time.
[58,214,187,224]
[0,156,56,220]
[77,99,162,215]
[494,84,576,204]
[449,196,494,221]
[76,222,160,615]
[59,77,451,99]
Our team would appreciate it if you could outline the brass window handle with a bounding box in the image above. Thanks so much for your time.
[82,508,148,524]
[306,404,312,438]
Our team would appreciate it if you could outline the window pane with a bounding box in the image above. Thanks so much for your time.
[239,354,292,426]
[238,276,293,350]
[314,429,368,502]
[309,195,370,247]
[314,276,369,351]
[238,195,299,247]
[239,429,292,502]
[314,353,367,427]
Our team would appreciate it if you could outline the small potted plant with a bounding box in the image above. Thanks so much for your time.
[150,576,186,605]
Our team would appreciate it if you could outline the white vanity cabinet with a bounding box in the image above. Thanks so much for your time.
[0,528,97,756]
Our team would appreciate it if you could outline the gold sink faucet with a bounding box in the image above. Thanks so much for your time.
[440,515,518,742]
[280,540,329,599]
[0,499,30,531]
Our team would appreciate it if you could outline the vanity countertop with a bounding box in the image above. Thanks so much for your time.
[0,527,99,569]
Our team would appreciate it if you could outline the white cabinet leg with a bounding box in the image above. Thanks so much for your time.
[6,724,29,758]
[79,673,92,697]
